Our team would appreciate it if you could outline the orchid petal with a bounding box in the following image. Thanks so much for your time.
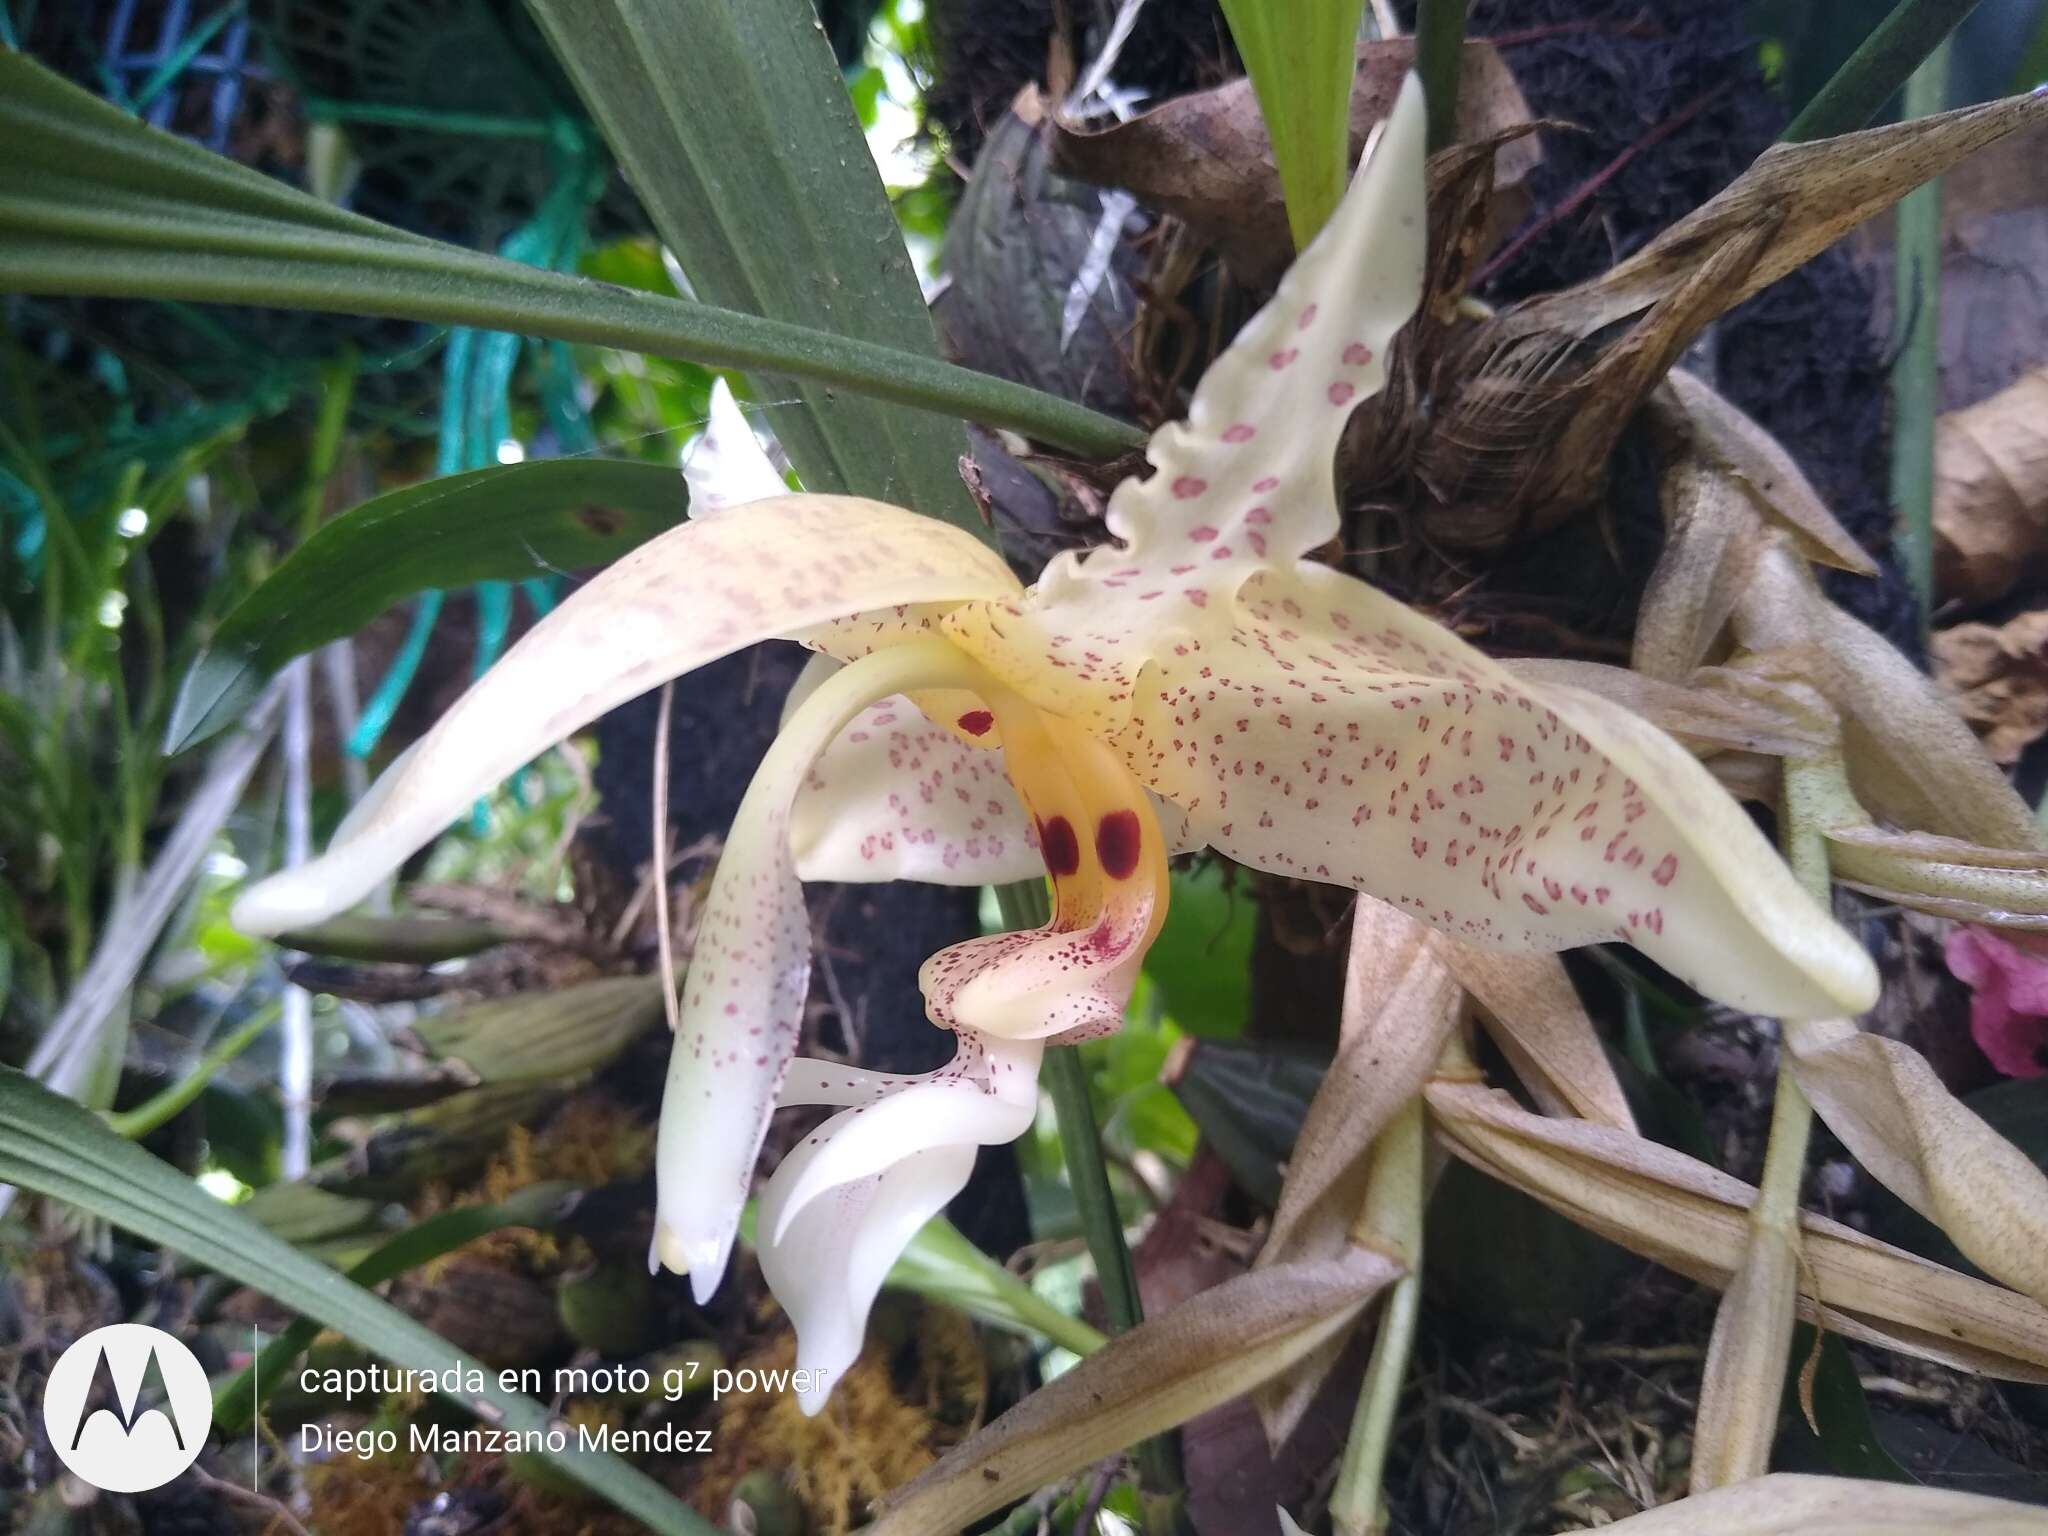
[764,1052,1041,1245]
[921,707,1169,1044]
[790,692,1047,885]
[757,1141,979,1413]
[790,691,1206,885]
[683,378,790,511]
[1116,561,1876,1019]
[1095,74,1424,570]
[1948,927,2048,1077]
[649,638,1002,1299]
[941,76,1426,735]
[231,496,1018,934]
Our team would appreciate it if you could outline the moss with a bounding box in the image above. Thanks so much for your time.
[696,1300,988,1536]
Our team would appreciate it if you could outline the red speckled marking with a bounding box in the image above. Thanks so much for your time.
[957,709,994,736]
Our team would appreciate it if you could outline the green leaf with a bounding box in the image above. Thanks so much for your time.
[1165,1039,1328,1206]
[1143,865,1254,1039]
[215,1181,581,1436]
[889,1215,1109,1359]
[166,457,684,753]
[272,913,513,964]
[0,55,1141,468]
[1780,1326,1914,1483]
[412,975,666,1084]
[527,0,976,524]
[0,1069,717,1536]
[1217,0,1370,247]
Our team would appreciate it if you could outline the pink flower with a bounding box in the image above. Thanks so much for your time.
[1945,926,2048,1077]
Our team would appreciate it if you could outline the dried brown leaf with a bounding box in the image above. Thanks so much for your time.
[1786,1016,2048,1308]
[1933,609,2048,764]
[1427,1079,2048,1381]
[1506,93,2048,347]
[1251,901,1459,1446]
[1442,945,1634,1131]
[1935,366,2048,606]
[1659,370,1878,576]
[1734,538,2043,850]
[1047,39,1537,288]
[1586,1472,2048,1533]
[1422,95,2047,551]
[1636,454,1759,682]
[1691,1221,1799,1491]
[1507,660,1831,759]
[868,1252,1399,1536]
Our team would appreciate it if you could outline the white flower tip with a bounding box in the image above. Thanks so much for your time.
[792,1332,857,1417]
[230,873,337,938]
[684,379,788,513]
[650,1219,732,1303]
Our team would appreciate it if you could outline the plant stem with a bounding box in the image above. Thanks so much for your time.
[1689,757,1832,1488]
[1330,1096,1426,1536]
[108,1001,283,1141]
[1889,42,1950,629]
[1043,1044,1146,1337]
[1415,0,1470,153]
[1782,0,1982,142]
[993,877,1181,1497]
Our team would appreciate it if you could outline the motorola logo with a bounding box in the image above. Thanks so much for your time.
[42,1324,212,1492]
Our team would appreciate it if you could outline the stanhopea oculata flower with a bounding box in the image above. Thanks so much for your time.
[235,78,1874,1410]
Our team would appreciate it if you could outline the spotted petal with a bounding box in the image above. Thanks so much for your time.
[1116,562,1876,1019]
[942,75,1427,735]
[790,690,1204,886]
[790,692,1047,885]
[231,496,1019,933]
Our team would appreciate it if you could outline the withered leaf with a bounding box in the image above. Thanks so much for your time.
[1933,608,2048,764]
[1503,92,2048,347]
[1934,366,2048,606]
[1428,1080,2048,1381]
[1425,93,2048,550]
[869,1251,1398,1536]
[1048,39,1538,288]
[1586,1473,2048,1533]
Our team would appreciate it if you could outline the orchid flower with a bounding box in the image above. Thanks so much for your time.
[233,77,1874,1410]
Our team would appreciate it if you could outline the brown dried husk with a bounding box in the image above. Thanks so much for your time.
[1047,39,1539,289]
[1934,366,2048,606]
[1419,92,2048,551]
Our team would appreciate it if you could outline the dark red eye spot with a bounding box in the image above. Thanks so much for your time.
[1095,810,1141,879]
[957,709,994,737]
[1039,816,1081,876]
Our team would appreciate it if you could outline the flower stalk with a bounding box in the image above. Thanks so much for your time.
[1690,754,1836,1488]
[1330,1095,1427,1536]
[994,875,1182,1495]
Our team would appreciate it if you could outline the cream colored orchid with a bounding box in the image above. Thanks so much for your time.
[232,77,1874,1410]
